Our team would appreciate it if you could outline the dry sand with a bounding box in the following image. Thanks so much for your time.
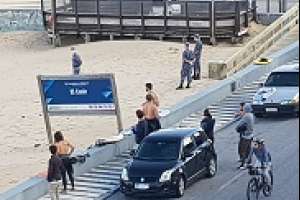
[0,22,266,192]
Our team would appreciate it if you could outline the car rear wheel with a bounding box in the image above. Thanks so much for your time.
[175,176,185,198]
[207,158,217,177]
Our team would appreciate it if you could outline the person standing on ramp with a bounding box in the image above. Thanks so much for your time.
[193,35,203,80]
[176,42,194,90]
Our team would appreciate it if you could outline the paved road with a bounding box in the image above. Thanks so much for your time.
[108,116,299,200]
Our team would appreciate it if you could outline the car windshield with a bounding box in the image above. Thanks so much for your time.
[136,140,180,161]
[265,72,299,87]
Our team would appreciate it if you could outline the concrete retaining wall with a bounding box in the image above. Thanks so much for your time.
[0,41,298,200]
[0,9,43,32]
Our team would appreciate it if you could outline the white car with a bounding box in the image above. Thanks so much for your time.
[252,63,299,117]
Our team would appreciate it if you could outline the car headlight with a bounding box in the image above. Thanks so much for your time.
[121,168,129,181]
[159,169,174,183]
[293,94,299,103]
[281,100,294,105]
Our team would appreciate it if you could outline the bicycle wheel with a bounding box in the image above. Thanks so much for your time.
[247,178,259,200]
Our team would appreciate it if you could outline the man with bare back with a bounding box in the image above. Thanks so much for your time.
[143,94,161,135]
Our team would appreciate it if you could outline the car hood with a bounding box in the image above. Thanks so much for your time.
[127,159,178,177]
[254,87,299,103]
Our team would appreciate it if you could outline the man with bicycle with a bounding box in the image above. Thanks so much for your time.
[247,138,272,186]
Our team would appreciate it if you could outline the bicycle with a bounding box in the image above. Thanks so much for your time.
[246,165,273,200]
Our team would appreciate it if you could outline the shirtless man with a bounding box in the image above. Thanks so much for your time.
[143,94,161,135]
[146,83,160,107]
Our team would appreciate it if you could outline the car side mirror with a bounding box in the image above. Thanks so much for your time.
[258,82,264,88]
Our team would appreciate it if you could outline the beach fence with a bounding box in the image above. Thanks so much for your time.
[41,0,257,46]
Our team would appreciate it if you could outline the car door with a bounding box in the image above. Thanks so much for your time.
[193,131,209,174]
[181,136,198,181]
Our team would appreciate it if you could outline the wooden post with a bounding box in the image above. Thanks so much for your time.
[245,1,249,27]
[120,0,123,34]
[164,2,167,34]
[234,1,241,37]
[253,0,257,22]
[141,2,145,36]
[282,0,287,12]
[37,76,53,144]
[75,0,79,35]
[186,2,190,35]
[41,0,46,29]
[97,0,101,32]
[51,0,57,47]
[210,1,216,45]
[267,0,271,13]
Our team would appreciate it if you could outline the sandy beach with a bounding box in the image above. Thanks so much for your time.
[0,20,267,192]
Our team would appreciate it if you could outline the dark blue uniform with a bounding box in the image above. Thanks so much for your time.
[181,49,194,86]
[193,39,203,79]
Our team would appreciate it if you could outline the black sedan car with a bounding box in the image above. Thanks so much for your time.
[120,128,217,198]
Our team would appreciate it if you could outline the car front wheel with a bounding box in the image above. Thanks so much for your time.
[175,176,185,198]
[207,158,217,177]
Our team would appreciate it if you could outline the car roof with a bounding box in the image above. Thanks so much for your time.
[271,64,299,73]
[145,128,198,141]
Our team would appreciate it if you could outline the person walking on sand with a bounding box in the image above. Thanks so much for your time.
[47,145,65,200]
[54,131,75,191]
[143,94,161,135]
[71,47,82,75]
[176,42,194,90]
[193,35,203,80]
[146,82,160,107]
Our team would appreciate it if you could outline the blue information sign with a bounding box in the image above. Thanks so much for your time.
[39,75,118,115]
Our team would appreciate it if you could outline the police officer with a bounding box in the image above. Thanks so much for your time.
[193,34,203,80]
[176,42,194,90]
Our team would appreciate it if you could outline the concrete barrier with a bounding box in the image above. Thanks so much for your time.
[0,41,298,200]
[208,3,299,80]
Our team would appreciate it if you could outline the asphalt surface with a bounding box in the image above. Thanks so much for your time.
[108,116,299,200]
